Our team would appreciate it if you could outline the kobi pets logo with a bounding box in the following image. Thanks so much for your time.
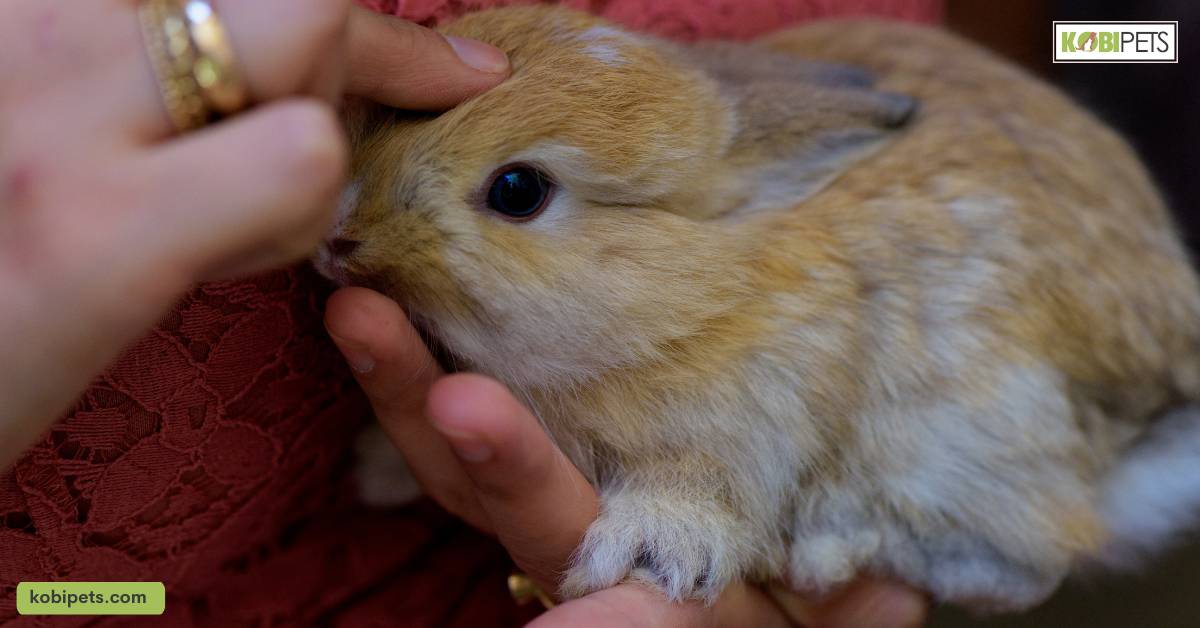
[1054,21,1178,63]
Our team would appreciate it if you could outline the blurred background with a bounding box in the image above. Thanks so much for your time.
[934,1,1198,626]
[945,0,1198,243]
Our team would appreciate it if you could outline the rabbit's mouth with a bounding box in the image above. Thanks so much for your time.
[311,236,361,287]
[409,313,465,374]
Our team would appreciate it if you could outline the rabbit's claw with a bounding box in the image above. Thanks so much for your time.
[561,491,746,603]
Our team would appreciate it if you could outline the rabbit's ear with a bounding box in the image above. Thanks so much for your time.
[676,41,878,90]
[719,79,917,215]
[670,43,917,216]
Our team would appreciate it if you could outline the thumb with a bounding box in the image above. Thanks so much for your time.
[770,580,928,628]
[426,374,598,594]
[526,583,711,628]
[346,7,509,110]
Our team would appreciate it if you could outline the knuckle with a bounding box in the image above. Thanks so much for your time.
[293,0,352,49]
[269,101,347,195]
[379,17,427,59]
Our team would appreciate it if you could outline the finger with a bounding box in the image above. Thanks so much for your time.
[213,0,352,101]
[426,373,598,591]
[770,580,928,628]
[712,585,792,628]
[817,580,928,628]
[324,287,490,530]
[123,0,354,141]
[345,7,509,110]
[526,583,711,628]
[121,99,344,279]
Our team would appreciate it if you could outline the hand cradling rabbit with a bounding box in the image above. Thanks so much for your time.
[315,6,1200,612]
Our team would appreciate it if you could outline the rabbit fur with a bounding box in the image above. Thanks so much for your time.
[318,6,1200,612]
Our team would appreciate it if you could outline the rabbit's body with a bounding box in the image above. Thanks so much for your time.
[323,8,1200,610]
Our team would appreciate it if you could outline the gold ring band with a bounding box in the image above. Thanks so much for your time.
[180,0,248,115]
[507,572,556,609]
[138,0,208,132]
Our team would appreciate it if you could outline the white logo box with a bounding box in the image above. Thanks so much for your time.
[1053,21,1178,63]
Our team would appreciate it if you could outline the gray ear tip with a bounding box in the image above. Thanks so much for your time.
[819,64,875,88]
[879,93,919,128]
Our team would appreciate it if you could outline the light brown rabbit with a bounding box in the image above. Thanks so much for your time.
[315,6,1200,612]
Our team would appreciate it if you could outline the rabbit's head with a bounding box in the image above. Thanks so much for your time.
[317,6,915,388]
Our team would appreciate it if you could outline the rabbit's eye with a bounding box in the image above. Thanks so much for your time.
[485,165,553,220]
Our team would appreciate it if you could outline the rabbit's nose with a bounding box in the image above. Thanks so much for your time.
[326,237,361,258]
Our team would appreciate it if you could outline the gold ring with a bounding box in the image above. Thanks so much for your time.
[179,0,249,115]
[507,572,556,609]
[138,0,208,132]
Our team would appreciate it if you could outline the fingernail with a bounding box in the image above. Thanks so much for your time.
[432,424,493,463]
[329,333,375,374]
[445,35,509,74]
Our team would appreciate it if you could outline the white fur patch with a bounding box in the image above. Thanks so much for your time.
[584,42,625,66]
[578,26,629,66]
[1096,405,1200,567]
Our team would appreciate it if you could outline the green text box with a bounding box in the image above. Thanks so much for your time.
[17,582,165,615]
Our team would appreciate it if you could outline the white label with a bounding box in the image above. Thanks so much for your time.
[1053,22,1178,63]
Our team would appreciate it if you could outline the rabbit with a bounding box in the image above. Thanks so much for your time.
[314,5,1200,612]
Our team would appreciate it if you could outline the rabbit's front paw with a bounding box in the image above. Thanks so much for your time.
[561,491,749,603]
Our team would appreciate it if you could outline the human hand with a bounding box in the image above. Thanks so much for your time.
[325,286,928,627]
[0,0,509,467]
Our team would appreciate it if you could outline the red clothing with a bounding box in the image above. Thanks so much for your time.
[0,2,939,625]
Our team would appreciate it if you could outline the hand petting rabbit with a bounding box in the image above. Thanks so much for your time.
[318,6,1200,613]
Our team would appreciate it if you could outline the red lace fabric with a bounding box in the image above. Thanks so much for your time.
[0,2,938,626]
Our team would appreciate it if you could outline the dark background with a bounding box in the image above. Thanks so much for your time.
[934,2,1198,626]
[947,0,1198,242]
